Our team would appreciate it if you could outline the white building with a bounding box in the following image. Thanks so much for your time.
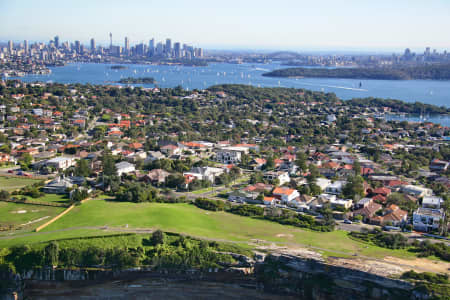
[183,166,224,183]
[325,180,346,195]
[115,161,135,176]
[215,147,248,164]
[263,171,290,185]
[422,196,443,209]
[413,208,445,232]
[272,187,300,203]
[401,185,433,198]
[413,195,445,232]
[45,157,77,170]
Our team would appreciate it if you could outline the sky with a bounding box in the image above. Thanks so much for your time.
[1,0,450,52]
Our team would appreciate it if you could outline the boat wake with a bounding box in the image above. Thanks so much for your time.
[298,81,368,92]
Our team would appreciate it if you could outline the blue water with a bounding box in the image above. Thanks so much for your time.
[12,62,450,107]
[385,114,450,127]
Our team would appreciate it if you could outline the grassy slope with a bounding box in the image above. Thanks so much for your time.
[0,202,65,228]
[0,177,42,191]
[0,198,417,260]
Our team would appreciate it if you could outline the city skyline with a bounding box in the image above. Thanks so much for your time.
[1,0,450,52]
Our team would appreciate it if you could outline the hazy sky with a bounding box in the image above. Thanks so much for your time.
[1,0,450,51]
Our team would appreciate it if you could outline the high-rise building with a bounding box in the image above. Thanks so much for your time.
[24,40,29,54]
[109,33,113,49]
[125,37,130,53]
[90,38,96,52]
[149,38,155,56]
[54,36,59,48]
[156,42,164,55]
[165,38,172,55]
[74,40,81,54]
[8,40,13,53]
[174,42,181,58]
[136,43,145,56]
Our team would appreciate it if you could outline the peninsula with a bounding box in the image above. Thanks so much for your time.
[117,77,156,84]
[263,64,450,80]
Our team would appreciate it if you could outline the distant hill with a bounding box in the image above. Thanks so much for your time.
[263,64,450,80]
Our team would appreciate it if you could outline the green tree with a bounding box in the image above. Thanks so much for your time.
[151,230,165,246]
[44,242,59,267]
[74,159,91,177]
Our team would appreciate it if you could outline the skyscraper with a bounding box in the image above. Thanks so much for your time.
[174,42,181,58]
[8,40,13,53]
[149,38,155,56]
[24,40,29,54]
[74,40,81,54]
[125,37,130,54]
[109,33,113,49]
[54,36,59,48]
[165,38,172,56]
[90,38,96,52]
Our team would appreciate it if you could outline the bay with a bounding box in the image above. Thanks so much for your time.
[9,61,450,125]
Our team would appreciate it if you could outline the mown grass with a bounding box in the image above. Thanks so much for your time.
[0,198,421,260]
[0,196,440,263]
[0,176,41,191]
[0,201,65,229]
[23,193,70,204]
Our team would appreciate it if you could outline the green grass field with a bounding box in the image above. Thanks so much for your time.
[0,201,65,230]
[0,176,42,191]
[0,197,421,261]
[24,193,70,204]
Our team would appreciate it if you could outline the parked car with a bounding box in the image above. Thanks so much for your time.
[344,219,353,224]
[7,170,14,173]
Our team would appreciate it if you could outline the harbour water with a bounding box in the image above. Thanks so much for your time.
[8,61,450,125]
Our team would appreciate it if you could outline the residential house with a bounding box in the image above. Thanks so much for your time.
[401,185,433,198]
[429,159,449,172]
[228,190,259,204]
[143,169,170,185]
[42,176,84,194]
[45,156,77,170]
[145,151,165,162]
[183,166,224,183]
[413,207,445,232]
[325,181,346,195]
[370,204,408,226]
[160,144,181,156]
[115,161,135,176]
[272,187,300,203]
[215,146,248,164]
[330,198,353,210]
[353,199,382,222]
[263,171,290,185]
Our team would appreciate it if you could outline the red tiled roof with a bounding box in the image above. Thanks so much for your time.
[273,187,296,196]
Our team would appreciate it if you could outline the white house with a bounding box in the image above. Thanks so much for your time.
[263,171,290,185]
[422,196,443,209]
[413,208,445,232]
[330,198,353,210]
[325,181,346,195]
[401,185,433,198]
[228,190,259,203]
[315,178,332,191]
[115,161,135,176]
[215,147,248,164]
[183,166,224,183]
[45,156,77,170]
[272,187,300,203]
